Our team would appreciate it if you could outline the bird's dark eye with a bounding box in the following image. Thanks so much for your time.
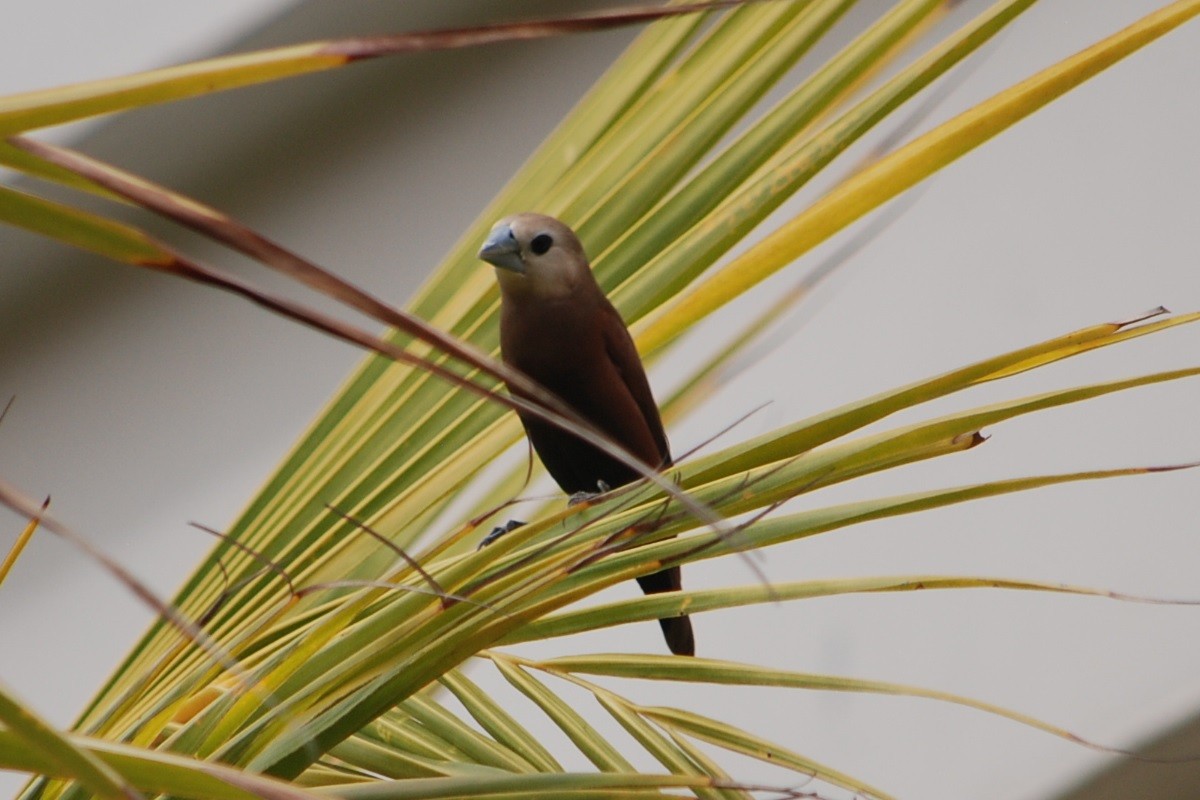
[530,233,553,255]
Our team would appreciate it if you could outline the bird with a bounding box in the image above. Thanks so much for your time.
[478,212,694,656]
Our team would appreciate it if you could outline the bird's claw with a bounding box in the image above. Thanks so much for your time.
[568,481,611,506]
[478,519,525,550]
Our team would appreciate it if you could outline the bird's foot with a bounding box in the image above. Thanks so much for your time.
[568,481,610,506]
[478,519,525,550]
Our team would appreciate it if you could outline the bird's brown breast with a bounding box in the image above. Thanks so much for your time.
[499,294,667,494]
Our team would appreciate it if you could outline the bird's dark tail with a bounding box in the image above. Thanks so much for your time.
[637,566,695,656]
[658,614,695,657]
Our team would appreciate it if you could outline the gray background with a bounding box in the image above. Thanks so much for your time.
[1,2,1198,798]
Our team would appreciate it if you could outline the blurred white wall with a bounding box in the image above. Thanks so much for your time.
[0,2,1197,799]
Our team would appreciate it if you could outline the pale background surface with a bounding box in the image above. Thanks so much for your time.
[1,2,1198,799]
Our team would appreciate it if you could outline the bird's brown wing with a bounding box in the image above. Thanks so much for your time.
[598,300,671,467]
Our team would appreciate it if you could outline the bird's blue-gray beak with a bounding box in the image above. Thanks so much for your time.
[478,223,525,274]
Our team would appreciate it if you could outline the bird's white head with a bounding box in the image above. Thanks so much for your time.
[478,213,593,300]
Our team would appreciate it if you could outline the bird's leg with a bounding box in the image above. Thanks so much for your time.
[568,480,611,506]
[477,519,525,550]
